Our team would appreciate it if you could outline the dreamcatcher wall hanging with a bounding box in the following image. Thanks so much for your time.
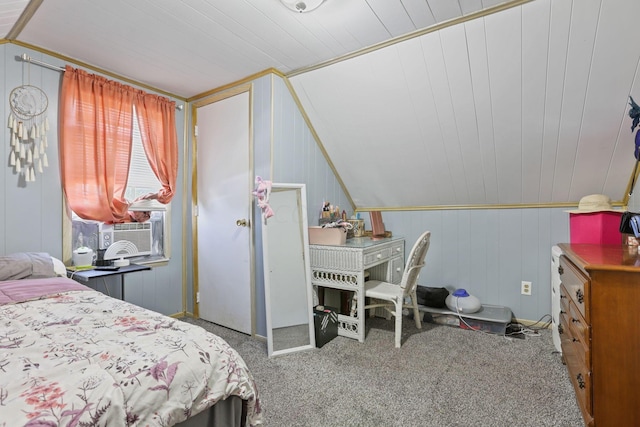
[7,61,50,184]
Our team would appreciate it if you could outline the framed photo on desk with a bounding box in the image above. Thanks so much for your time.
[370,211,386,239]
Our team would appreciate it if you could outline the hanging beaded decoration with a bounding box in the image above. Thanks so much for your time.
[7,61,49,184]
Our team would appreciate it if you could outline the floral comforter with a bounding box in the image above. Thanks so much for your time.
[0,277,262,427]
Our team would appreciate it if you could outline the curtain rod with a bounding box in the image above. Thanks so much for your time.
[18,53,184,110]
[20,53,65,72]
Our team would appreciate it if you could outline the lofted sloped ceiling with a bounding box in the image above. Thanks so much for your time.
[4,0,512,98]
[291,0,640,209]
[3,0,639,209]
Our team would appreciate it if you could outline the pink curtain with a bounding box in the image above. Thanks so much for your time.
[134,94,178,204]
[60,66,178,222]
[60,66,135,223]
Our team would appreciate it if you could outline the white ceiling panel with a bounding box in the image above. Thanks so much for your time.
[428,0,463,22]
[4,0,640,209]
[422,31,469,205]
[465,17,499,203]
[14,0,511,98]
[520,0,549,203]
[553,0,601,201]
[291,0,640,208]
[575,0,640,199]
[440,26,486,205]
[539,0,571,202]
[485,7,523,204]
[401,0,437,28]
[398,39,451,203]
[0,0,29,37]
[366,0,420,37]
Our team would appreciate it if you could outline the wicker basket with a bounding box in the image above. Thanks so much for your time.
[346,219,365,238]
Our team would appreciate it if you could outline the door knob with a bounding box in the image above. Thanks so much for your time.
[236,219,249,227]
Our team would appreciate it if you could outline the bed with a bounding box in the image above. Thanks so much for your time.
[0,252,262,426]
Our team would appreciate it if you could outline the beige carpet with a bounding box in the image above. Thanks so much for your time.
[181,316,584,427]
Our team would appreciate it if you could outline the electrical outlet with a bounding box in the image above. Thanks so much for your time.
[521,281,532,296]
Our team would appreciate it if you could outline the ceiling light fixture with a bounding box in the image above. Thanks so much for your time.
[279,0,325,13]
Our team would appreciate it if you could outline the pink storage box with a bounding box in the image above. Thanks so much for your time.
[308,226,347,245]
[569,212,623,245]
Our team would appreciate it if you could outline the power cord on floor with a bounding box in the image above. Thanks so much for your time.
[504,314,552,338]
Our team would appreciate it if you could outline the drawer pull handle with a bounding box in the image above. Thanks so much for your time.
[572,318,580,323]
[396,248,401,252]
[576,289,584,304]
[558,324,564,335]
[572,338,579,343]
[558,266,564,275]
[376,254,382,259]
[560,294,566,299]
[577,373,586,389]
[396,267,401,272]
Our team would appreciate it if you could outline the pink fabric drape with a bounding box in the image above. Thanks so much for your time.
[135,94,178,204]
[60,66,178,222]
[60,66,135,222]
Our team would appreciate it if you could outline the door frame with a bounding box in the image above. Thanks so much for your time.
[191,83,255,336]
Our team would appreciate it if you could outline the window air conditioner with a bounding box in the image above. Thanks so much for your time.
[99,223,153,258]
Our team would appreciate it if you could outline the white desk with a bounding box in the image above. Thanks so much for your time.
[309,236,405,342]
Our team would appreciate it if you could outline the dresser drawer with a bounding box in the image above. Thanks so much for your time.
[560,318,593,423]
[567,298,589,354]
[559,283,571,318]
[559,256,589,322]
[560,304,590,370]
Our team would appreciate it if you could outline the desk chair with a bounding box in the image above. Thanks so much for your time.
[363,231,431,348]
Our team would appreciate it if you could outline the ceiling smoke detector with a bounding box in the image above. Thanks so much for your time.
[280,0,325,13]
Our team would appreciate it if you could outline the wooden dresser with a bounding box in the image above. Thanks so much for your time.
[558,244,640,427]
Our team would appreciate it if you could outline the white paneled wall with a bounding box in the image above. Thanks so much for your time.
[272,76,352,221]
[1,44,63,256]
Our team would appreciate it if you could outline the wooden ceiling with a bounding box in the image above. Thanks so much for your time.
[3,0,638,209]
[4,0,515,98]
[291,0,640,208]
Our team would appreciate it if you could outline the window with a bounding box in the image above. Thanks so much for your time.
[61,66,177,266]
[126,109,164,209]
[71,109,170,265]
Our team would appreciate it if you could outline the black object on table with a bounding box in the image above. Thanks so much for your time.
[67,263,151,300]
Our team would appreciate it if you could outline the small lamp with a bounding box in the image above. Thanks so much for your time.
[280,0,325,13]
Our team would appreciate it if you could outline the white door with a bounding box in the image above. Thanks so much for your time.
[195,90,252,334]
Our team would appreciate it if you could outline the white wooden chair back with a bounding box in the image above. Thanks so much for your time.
[400,231,431,294]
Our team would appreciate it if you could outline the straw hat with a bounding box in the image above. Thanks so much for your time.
[566,194,620,213]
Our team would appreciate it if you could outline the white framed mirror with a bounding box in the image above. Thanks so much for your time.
[262,183,316,357]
